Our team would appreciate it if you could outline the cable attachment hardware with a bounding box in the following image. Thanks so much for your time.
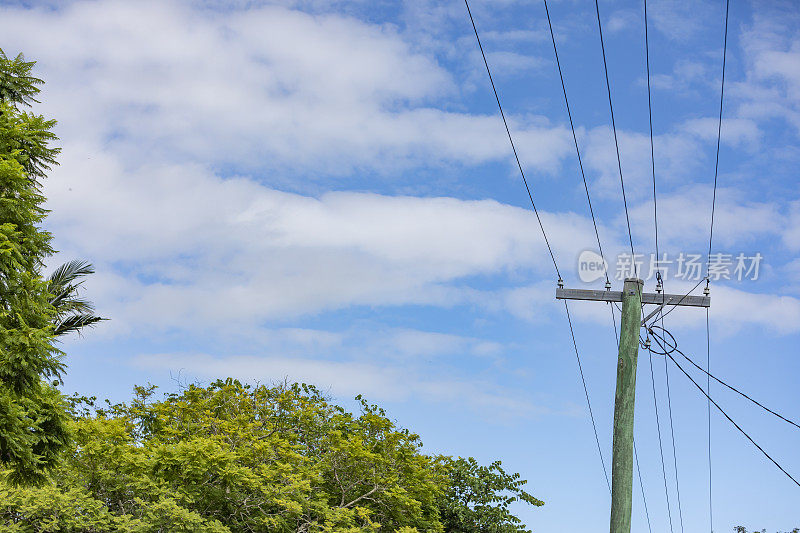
[703,279,711,296]
[655,271,663,293]
[558,277,564,289]
[647,325,678,356]
[605,279,611,291]
[644,336,651,349]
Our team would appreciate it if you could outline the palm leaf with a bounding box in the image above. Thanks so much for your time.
[47,260,107,338]
[47,260,95,294]
[53,314,106,337]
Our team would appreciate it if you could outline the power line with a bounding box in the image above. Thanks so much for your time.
[463,0,560,280]
[662,315,685,533]
[647,346,674,533]
[644,0,659,274]
[705,2,730,528]
[542,0,609,284]
[648,327,800,431]
[643,0,684,526]
[707,0,731,269]
[653,335,800,489]
[593,0,636,264]
[564,300,611,493]
[634,440,654,533]
[463,0,612,494]
[541,0,629,491]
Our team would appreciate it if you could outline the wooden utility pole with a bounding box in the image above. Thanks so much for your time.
[609,278,642,533]
[556,277,709,533]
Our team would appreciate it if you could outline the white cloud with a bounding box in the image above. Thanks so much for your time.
[482,29,549,44]
[711,285,800,335]
[132,350,551,418]
[681,117,761,147]
[583,115,763,205]
[496,282,561,323]
[0,0,591,338]
[45,141,603,334]
[135,352,406,399]
[485,51,545,76]
[0,0,572,175]
[582,125,700,201]
[782,201,800,251]
[628,184,781,251]
[45,139,788,339]
[646,60,710,93]
[606,9,639,34]
[647,0,717,42]
[7,0,800,378]
[369,328,504,359]
[736,3,800,133]
[108,308,533,415]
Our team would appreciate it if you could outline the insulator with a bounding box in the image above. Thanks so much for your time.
[605,280,611,290]
[558,277,564,289]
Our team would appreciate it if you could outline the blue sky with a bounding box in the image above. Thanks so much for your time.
[2,0,799,530]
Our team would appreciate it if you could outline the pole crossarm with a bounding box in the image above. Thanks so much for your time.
[556,287,710,308]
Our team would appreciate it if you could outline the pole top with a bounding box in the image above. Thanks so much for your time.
[623,277,643,285]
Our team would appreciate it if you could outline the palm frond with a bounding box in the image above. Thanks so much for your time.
[47,260,95,293]
[53,314,106,338]
[53,297,96,316]
[47,259,107,338]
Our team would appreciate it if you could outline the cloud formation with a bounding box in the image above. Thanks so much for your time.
[0,0,573,175]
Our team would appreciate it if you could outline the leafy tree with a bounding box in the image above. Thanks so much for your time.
[439,457,543,533]
[0,380,544,532]
[0,50,44,107]
[47,259,106,337]
[0,49,68,484]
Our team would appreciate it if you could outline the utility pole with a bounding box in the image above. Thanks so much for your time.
[609,277,642,533]
[556,277,709,533]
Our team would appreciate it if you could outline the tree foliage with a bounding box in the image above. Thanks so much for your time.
[0,380,543,532]
[438,457,543,533]
[0,48,68,484]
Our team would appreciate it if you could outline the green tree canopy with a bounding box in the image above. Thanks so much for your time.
[0,48,68,484]
[438,457,543,533]
[1,379,544,532]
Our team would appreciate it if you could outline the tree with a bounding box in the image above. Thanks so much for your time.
[47,259,106,338]
[438,457,543,533]
[0,49,69,484]
[0,380,544,532]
